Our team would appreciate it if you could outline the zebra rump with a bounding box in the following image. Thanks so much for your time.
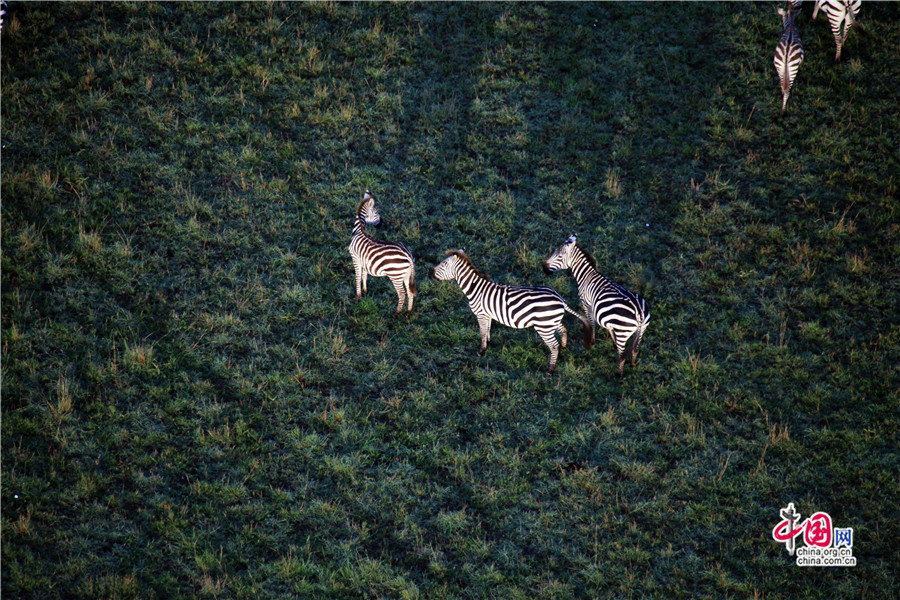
[775,7,804,115]
[813,0,865,61]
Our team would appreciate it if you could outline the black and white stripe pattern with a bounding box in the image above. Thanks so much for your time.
[433,250,592,374]
[544,235,649,375]
[774,7,804,115]
[813,0,864,61]
[348,191,416,313]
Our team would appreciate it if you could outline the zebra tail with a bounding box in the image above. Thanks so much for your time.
[564,305,593,350]
[623,327,642,366]
[408,265,417,296]
[847,11,867,36]
[624,303,649,365]
[581,314,593,350]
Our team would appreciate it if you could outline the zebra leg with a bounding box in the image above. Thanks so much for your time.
[476,315,491,356]
[831,17,845,61]
[536,327,561,374]
[353,259,363,299]
[405,267,416,312]
[390,277,406,314]
[610,329,627,376]
[630,335,643,366]
[558,323,568,350]
[585,305,597,346]
[361,270,368,294]
[549,346,560,374]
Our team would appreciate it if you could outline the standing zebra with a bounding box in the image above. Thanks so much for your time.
[774,6,804,115]
[813,0,864,61]
[348,190,416,313]
[544,235,650,375]
[432,250,592,374]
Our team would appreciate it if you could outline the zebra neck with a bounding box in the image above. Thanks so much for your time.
[455,263,492,300]
[352,217,366,237]
[571,251,609,289]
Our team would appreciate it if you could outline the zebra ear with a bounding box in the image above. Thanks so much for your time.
[777,7,786,16]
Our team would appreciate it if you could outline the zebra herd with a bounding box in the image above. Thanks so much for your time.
[348,191,650,375]
[774,0,865,114]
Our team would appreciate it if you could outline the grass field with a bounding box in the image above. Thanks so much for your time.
[2,2,898,598]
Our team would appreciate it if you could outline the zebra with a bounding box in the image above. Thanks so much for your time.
[774,6,804,115]
[543,235,650,375]
[348,190,416,313]
[813,0,864,61]
[432,249,592,374]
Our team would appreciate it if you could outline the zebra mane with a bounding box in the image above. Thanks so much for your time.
[356,196,370,217]
[575,244,599,271]
[447,249,490,280]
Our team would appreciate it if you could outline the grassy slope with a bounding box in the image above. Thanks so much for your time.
[2,2,898,598]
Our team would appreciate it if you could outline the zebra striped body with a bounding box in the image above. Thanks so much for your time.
[433,250,591,374]
[774,7,804,115]
[813,0,863,61]
[348,191,416,313]
[544,235,649,375]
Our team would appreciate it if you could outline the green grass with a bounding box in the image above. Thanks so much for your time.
[2,2,899,598]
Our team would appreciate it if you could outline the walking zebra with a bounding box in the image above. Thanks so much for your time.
[432,250,592,374]
[544,235,650,375]
[348,190,416,313]
[774,6,804,115]
[813,0,864,61]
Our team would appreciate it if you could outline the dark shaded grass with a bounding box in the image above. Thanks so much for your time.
[3,2,898,598]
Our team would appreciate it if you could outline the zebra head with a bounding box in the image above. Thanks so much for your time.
[543,235,578,274]
[432,250,465,281]
[357,190,381,227]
